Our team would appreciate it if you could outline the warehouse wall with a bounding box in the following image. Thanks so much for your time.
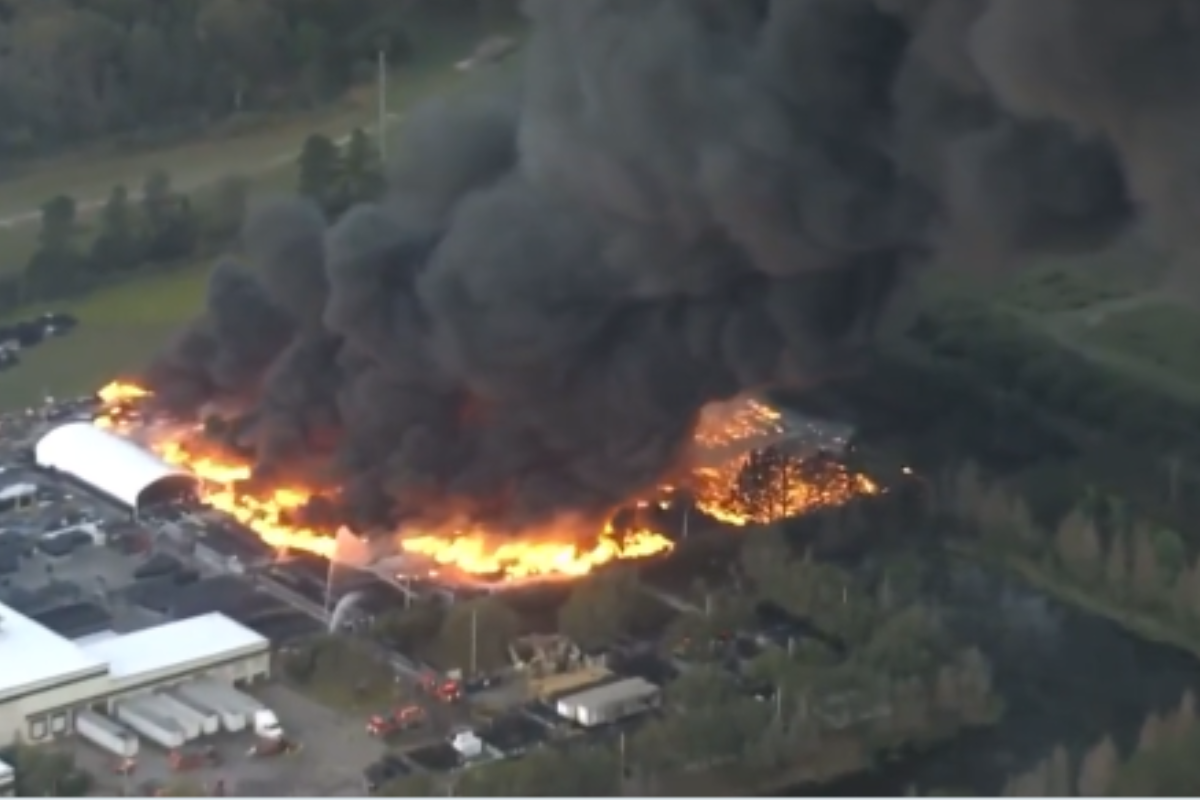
[2,651,271,747]
[1,672,110,747]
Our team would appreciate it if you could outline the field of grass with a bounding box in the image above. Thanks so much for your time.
[0,264,210,408]
[1076,302,1200,385]
[0,21,521,409]
[0,19,502,274]
[991,236,1167,316]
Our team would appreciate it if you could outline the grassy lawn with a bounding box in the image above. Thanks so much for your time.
[0,23,523,409]
[0,20,503,265]
[0,264,210,408]
[1076,302,1200,380]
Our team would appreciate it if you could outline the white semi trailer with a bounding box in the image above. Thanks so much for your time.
[114,698,186,750]
[192,679,282,738]
[556,677,662,728]
[129,695,199,741]
[153,691,217,737]
[74,710,139,758]
[174,683,247,733]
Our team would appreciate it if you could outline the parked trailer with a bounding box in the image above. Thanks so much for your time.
[154,692,217,737]
[191,680,282,737]
[174,685,247,733]
[192,679,265,714]
[130,695,201,741]
[75,710,139,758]
[161,690,223,736]
[556,677,662,728]
[114,699,186,750]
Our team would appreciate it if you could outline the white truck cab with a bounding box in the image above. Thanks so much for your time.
[0,757,14,797]
[253,709,283,740]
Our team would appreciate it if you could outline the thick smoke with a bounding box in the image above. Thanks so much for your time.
[147,0,1199,536]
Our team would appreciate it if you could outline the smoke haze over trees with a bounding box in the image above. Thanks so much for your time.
[0,0,510,160]
[146,0,1200,537]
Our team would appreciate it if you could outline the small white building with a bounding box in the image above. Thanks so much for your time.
[0,603,270,748]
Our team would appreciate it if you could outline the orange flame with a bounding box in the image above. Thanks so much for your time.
[91,383,877,583]
[97,381,150,405]
[401,520,672,581]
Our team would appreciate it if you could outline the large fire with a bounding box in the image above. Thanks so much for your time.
[93,381,877,582]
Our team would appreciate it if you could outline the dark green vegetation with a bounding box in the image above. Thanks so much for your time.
[782,259,1200,795]
[0,128,388,408]
[1002,692,1200,796]
[0,0,515,162]
[0,745,92,797]
[4,127,384,313]
[334,510,1001,796]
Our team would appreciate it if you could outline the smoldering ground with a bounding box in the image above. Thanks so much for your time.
[145,0,1200,535]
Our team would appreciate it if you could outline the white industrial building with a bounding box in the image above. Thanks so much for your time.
[0,602,270,748]
[34,422,198,512]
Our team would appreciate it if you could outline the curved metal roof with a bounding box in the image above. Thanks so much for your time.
[35,422,197,509]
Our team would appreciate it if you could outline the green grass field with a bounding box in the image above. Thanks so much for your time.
[0,20,500,275]
[0,23,521,410]
[1075,302,1200,385]
[0,265,210,408]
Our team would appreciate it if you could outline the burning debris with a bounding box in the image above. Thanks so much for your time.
[93,383,875,583]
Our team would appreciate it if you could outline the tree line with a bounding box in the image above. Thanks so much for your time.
[1000,690,1200,796]
[908,303,1200,468]
[0,129,385,315]
[933,460,1200,665]
[355,519,1000,796]
[796,315,1200,551]
[0,0,515,161]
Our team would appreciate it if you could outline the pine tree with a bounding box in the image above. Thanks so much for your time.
[1076,736,1119,797]
[1105,533,1128,596]
[1047,744,1072,796]
[1054,507,1101,581]
[1131,522,1162,605]
[1137,711,1164,753]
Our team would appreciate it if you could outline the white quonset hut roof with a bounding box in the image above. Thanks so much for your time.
[0,602,108,702]
[35,422,198,510]
[77,613,268,685]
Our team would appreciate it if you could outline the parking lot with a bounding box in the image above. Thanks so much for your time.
[68,683,385,797]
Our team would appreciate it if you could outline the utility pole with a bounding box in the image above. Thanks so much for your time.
[324,556,335,623]
[469,606,478,676]
[377,48,388,163]
[618,730,627,786]
[681,504,691,540]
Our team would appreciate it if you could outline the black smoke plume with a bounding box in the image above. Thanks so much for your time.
[147,0,1198,535]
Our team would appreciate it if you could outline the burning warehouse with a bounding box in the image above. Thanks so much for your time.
[90,382,878,590]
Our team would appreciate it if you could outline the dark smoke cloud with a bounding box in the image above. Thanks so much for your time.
[148,0,1195,536]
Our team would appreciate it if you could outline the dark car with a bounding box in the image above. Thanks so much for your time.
[363,754,411,793]
[42,311,78,329]
[12,321,43,347]
[40,312,78,337]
